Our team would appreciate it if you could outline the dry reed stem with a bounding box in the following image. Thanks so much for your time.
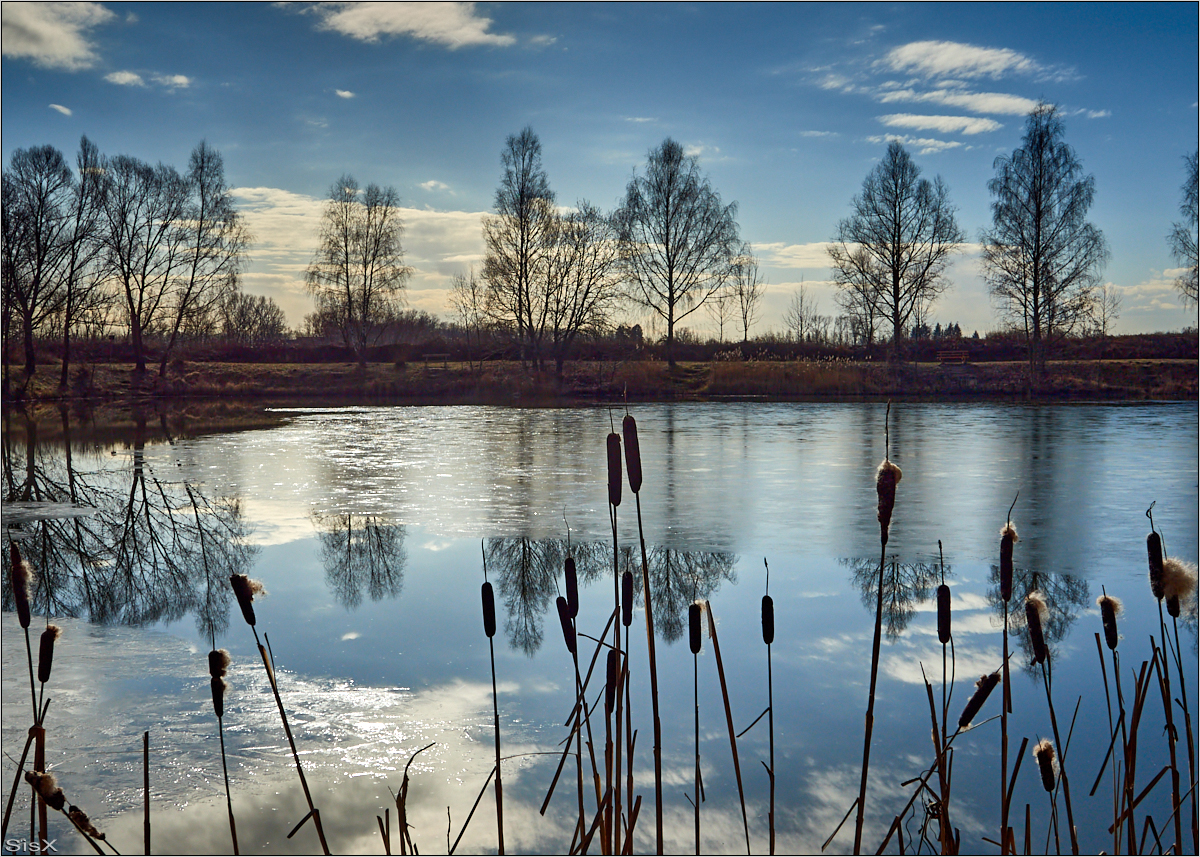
[851,545,887,855]
[704,600,751,855]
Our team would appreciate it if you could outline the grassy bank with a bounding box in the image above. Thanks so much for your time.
[2,356,1196,408]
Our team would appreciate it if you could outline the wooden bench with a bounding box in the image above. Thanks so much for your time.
[937,350,969,364]
[422,353,451,370]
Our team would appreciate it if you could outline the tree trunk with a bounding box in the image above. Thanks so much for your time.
[23,308,37,379]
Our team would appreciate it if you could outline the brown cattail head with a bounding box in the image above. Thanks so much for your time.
[622,414,643,494]
[605,648,618,714]
[208,649,230,678]
[1162,558,1197,619]
[1097,594,1122,650]
[1000,523,1018,603]
[481,581,496,639]
[10,542,32,629]
[621,570,634,626]
[761,595,774,646]
[876,459,902,546]
[1025,593,1048,665]
[1147,532,1165,600]
[68,805,106,840]
[1034,739,1058,792]
[24,771,66,811]
[689,602,702,655]
[958,671,1001,729]
[37,624,61,684]
[565,557,579,619]
[936,584,951,644]
[229,574,261,626]
[607,432,622,508]
[555,596,576,655]
[211,676,226,719]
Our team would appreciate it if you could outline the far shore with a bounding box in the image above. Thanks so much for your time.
[2,356,1196,409]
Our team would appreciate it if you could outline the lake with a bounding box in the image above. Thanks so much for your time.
[2,401,1197,855]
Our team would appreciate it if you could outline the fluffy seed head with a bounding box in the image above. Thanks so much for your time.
[876,459,902,545]
[1097,595,1122,650]
[958,671,1001,729]
[1000,523,1018,602]
[1147,532,1165,599]
[37,624,61,684]
[10,542,32,629]
[1162,558,1197,602]
[229,574,263,626]
[1034,739,1058,792]
[68,805,105,840]
[25,771,66,811]
[1025,593,1048,665]
[208,649,230,678]
[211,676,226,719]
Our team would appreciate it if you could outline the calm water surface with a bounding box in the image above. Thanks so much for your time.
[2,401,1197,855]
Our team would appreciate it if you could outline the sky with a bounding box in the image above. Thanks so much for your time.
[2,1,1198,337]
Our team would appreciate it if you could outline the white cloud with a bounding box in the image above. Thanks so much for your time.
[152,73,191,89]
[335,89,355,99]
[625,116,657,124]
[877,87,1039,116]
[1087,109,1111,119]
[529,34,556,46]
[419,180,451,192]
[885,40,1042,80]
[755,242,834,269]
[878,113,1002,135]
[799,130,837,138]
[1,1,115,70]
[865,134,963,155]
[308,2,516,48]
[48,103,73,116]
[105,70,145,86]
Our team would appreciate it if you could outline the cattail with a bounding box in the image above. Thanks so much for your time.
[25,771,66,811]
[1034,739,1058,792]
[1025,593,1048,665]
[1162,557,1197,619]
[1097,594,1122,650]
[565,556,579,619]
[936,584,951,644]
[10,541,32,629]
[689,602,702,655]
[37,624,61,684]
[761,594,774,646]
[622,414,643,494]
[876,459,902,546]
[230,574,264,626]
[621,571,634,626]
[481,581,496,639]
[68,805,105,840]
[211,676,227,719]
[607,433,622,508]
[958,671,1000,729]
[1147,532,1165,600]
[605,648,618,714]
[555,596,576,654]
[208,649,231,678]
[1000,523,1018,603]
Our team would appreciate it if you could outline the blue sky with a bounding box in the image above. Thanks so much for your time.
[3,2,1197,336]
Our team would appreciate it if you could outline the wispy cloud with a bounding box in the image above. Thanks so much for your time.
[624,116,657,124]
[105,70,146,87]
[152,73,191,89]
[877,87,1039,116]
[335,89,355,99]
[1,2,115,70]
[305,2,516,49]
[865,134,963,155]
[884,40,1076,83]
[48,104,73,116]
[799,130,837,138]
[755,242,834,269]
[419,180,451,192]
[878,113,1002,135]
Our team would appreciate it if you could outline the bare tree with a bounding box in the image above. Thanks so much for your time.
[615,138,740,366]
[732,243,765,343]
[100,155,190,373]
[306,175,410,365]
[1168,150,1198,307]
[829,141,964,362]
[221,291,288,344]
[158,141,251,376]
[482,127,556,366]
[982,103,1109,380]
[55,137,107,391]
[704,286,734,342]
[1088,282,1122,338]
[450,266,489,373]
[783,282,816,342]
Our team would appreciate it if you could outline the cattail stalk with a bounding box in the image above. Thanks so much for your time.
[689,601,702,854]
[208,649,238,854]
[1161,558,1198,853]
[605,430,623,852]
[1029,590,1079,855]
[705,601,751,855]
[763,560,776,856]
[11,542,38,724]
[481,569,504,855]
[998,509,1018,854]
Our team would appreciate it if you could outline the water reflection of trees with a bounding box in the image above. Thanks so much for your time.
[843,556,943,640]
[987,565,1090,676]
[2,407,257,637]
[312,513,406,609]
[483,536,737,655]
